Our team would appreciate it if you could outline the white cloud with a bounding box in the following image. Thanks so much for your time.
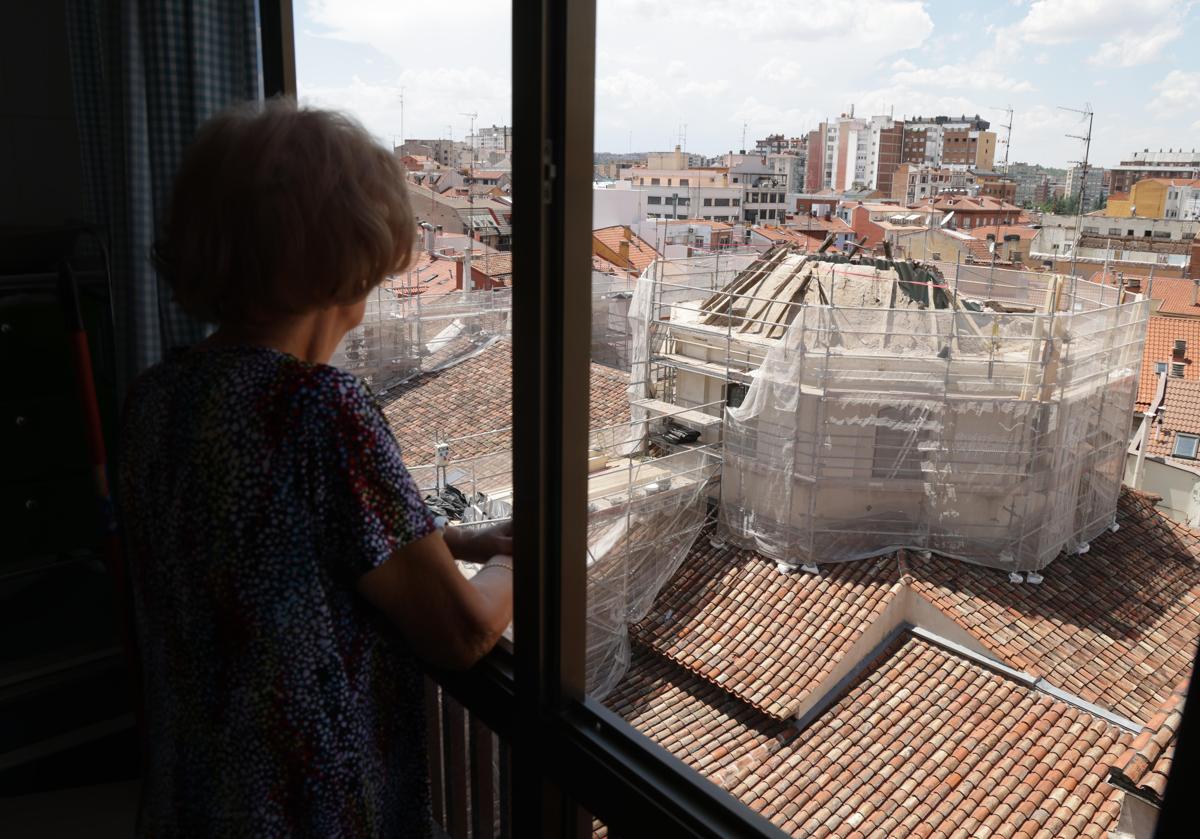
[296,0,1200,164]
[754,58,816,86]
[1089,24,1188,67]
[1148,69,1200,117]
[1003,0,1190,66]
[891,63,1034,93]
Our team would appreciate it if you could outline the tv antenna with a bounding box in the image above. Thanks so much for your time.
[991,104,1013,172]
[1059,103,1094,284]
[399,87,406,148]
[461,111,478,290]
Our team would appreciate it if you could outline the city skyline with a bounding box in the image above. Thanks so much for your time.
[297,0,1200,169]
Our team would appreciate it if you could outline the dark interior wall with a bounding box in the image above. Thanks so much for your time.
[0,1,85,227]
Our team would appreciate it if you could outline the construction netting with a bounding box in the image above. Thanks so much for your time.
[332,272,720,698]
[631,247,1150,573]
[332,283,513,392]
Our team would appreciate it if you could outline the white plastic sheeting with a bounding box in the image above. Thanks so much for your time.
[714,264,1150,572]
[334,273,722,699]
[627,251,1151,573]
[583,446,719,697]
[332,285,513,390]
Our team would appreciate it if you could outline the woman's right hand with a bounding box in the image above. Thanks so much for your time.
[356,529,512,670]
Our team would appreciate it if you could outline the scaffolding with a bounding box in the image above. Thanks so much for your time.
[629,245,1150,574]
[331,283,513,392]
[340,272,722,697]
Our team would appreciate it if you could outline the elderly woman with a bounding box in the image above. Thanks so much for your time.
[118,101,512,838]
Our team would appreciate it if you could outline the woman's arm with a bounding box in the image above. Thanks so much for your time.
[356,530,512,670]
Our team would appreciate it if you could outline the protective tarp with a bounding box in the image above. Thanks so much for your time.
[332,273,722,699]
[332,285,513,391]
[583,446,719,697]
[714,262,1149,572]
[625,249,1150,574]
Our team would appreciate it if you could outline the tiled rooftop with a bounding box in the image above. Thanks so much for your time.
[724,633,1131,839]
[592,226,659,273]
[789,215,854,234]
[633,489,1200,727]
[633,547,901,719]
[1108,677,1187,804]
[1137,316,1200,409]
[381,340,630,464]
[469,252,513,280]
[602,645,793,786]
[1142,378,1200,461]
[907,490,1200,725]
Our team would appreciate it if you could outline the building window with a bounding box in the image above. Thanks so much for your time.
[650,178,660,185]
[1174,433,1199,459]
[679,178,689,186]
[703,197,713,206]
[1157,362,1168,374]
[713,198,730,207]
[646,196,661,204]
[732,198,740,206]
[1171,362,1186,378]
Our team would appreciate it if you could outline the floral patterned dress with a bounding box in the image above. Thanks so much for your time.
[118,345,437,838]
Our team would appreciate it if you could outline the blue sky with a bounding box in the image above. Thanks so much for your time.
[295,0,1199,168]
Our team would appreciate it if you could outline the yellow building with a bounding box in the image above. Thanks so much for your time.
[974,130,997,171]
[1102,177,1171,217]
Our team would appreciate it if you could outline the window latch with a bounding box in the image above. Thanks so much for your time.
[542,139,556,205]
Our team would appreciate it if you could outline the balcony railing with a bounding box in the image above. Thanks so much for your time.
[425,676,512,839]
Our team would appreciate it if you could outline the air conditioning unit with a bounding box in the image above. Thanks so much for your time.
[1174,339,1187,357]
[1171,362,1186,378]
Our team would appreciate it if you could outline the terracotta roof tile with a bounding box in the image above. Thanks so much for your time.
[1137,316,1200,409]
[719,633,1132,839]
[469,252,513,279]
[907,490,1200,724]
[592,226,659,273]
[603,645,793,786]
[381,340,629,464]
[632,544,901,719]
[789,216,854,235]
[1107,677,1188,803]
[638,490,1200,726]
[1093,273,1200,319]
[1143,378,1200,459]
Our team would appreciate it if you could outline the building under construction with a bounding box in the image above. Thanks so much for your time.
[629,243,1150,575]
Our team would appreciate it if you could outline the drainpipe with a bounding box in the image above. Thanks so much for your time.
[1133,415,1151,490]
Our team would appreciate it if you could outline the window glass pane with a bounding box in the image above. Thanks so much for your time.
[1174,435,1198,458]
[589,2,1191,836]
[298,4,516,830]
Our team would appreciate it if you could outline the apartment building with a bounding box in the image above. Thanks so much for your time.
[901,114,995,171]
[619,166,743,223]
[1006,162,1067,206]
[1109,148,1200,194]
[727,157,789,224]
[802,113,903,193]
[1105,178,1200,219]
[974,170,1018,203]
[1064,164,1106,208]
[890,163,978,203]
